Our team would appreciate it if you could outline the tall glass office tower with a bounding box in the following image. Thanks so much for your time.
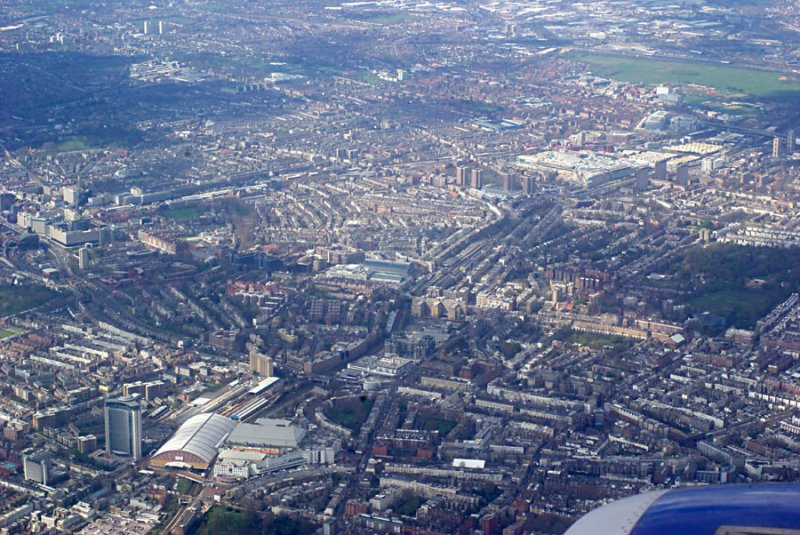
[104,396,142,461]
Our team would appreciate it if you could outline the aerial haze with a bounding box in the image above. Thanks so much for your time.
[1,0,800,534]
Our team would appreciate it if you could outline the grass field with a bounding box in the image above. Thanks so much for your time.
[683,94,763,116]
[359,72,384,85]
[566,332,635,352]
[41,137,93,153]
[161,206,200,221]
[0,327,26,340]
[714,104,761,117]
[451,99,504,116]
[38,129,144,154]
[573,53,800,99]
[0,286,60,317]
[176,478,196,495]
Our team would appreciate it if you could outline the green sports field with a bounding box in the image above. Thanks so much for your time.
[0,327,26,340]
[573,52,800,99]
[161,206,200,221]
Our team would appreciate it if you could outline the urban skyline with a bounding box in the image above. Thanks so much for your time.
[2,0,800,534]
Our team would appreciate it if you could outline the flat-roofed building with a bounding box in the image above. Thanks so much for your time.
[226,418,306,449]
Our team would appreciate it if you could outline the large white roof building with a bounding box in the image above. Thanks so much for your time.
[150,413,237,470]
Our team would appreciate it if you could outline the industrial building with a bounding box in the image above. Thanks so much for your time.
[226,418,306,450]
[150,413,237,470]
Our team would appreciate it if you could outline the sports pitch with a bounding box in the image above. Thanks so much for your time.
[574,52,800,99]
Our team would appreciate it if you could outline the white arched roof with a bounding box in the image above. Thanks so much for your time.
[152,413,237,466]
